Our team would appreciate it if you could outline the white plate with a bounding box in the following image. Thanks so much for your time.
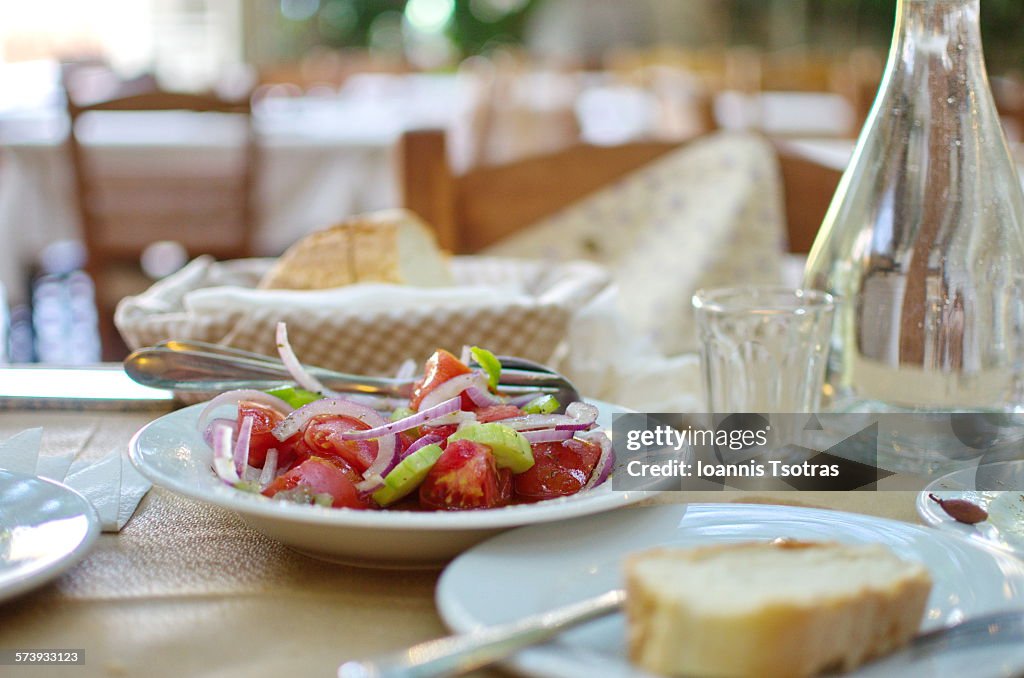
[917,460,1024,558]
[438,504,1024,678]
[0,470,100,603]
[129,400,652,568]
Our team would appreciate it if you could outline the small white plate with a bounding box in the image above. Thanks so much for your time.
[129,401,652,568]
[917,460,1024,558]
[0,470,100,603]
[438,504,1024,678]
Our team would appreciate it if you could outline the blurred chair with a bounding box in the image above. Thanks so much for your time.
[66,90,257,359]
[714,48,862,137]
[599,50,718,142]
[606,47,860,138]
[458,51,583,168]
[830,48,885,130]
[399,129,840,255]
[258,48,410,91]
[61,60,159,108]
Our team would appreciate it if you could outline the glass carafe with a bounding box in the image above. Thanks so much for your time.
[804,0,1024,413]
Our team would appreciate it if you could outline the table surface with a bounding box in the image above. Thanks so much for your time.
[0,407,922,678]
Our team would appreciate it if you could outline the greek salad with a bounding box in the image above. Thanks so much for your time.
[198,323,613,511]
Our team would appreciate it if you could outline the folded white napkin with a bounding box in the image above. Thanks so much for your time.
[486,132,788,357]
[0,428,150,532]
[560,286,706,412]
[482,132,790,411]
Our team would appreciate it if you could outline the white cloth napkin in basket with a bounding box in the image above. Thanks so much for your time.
[115,255,611,379]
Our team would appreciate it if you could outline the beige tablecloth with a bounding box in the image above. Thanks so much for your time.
[0,409,921,678]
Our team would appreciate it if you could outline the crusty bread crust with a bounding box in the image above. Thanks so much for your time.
[624,541,932,678]
[259,208,450,290]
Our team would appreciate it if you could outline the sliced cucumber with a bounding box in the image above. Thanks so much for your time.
[390,406,415,422]
[371,443,444,506]
[390,406,419,437]
[523,394,560,415]
[448,423,534,473]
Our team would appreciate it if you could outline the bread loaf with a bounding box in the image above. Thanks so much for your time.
[259,208,452,290]
[624,541,932,677]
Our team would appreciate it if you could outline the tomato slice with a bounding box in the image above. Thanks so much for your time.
[418,439,507,510]
[474,404,523,423]
[262,456,371,509]
[303,415,379,473]
[419,423,458,446]
[275,431,313,472]
[396,430,418,457]
[513,439,602,500]
[237,403,285,468]
[410,349,471,410]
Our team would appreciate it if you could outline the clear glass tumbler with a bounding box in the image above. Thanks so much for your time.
[692,286,835,413]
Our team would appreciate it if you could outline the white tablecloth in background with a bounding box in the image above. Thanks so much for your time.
[0,72,472,305]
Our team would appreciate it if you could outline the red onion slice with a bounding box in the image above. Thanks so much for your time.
[233,415,254,474]
[394,358,417,381]
[580,430,614,490]
[464,385,504,408]
[275,322,333,396]
[203,418,237,447]
[509,392,546,407]
[271,397,390,442]
[556,402,600,431]
[197,389,293,434]
[335,396,461,441]
[417,372,488,411]
[499,414,565,430]
[356,452,396,492]
[259,449,279,489]
[357,480,386,498]
[400,433,445,461]
[499,401,600,432]
[211,423,240,485]
[434,410,477,427]
[522,428,575,444]
[241,463,261,483]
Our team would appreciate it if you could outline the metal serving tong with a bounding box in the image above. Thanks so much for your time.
[123,339,580,405]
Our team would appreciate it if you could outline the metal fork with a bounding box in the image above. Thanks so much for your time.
[122,339,580,404]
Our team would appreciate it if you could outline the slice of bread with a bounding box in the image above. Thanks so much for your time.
[259,208,452,290]
[624,541,932,678]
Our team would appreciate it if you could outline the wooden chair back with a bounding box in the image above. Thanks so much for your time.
[61,61,159,108]
[66,90,257,358]
[399,129,841,255]
[67,90,257,263]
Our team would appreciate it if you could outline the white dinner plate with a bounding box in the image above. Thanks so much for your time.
[0,470,100,604]
[917,460,1024,558]
[129,400,652,568]
[438,504,1024,678]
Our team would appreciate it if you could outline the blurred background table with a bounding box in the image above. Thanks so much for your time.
[0,65,471,304]
[1,0,1023,365]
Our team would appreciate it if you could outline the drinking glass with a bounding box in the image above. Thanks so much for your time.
[692,286,835,413]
